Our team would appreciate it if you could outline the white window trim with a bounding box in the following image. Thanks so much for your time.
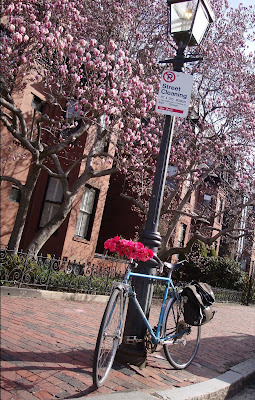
[75,186,97,240]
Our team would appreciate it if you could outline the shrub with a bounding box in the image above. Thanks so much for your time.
[241,273,255,305]
[203,257,245,290]
[176,241,245,291]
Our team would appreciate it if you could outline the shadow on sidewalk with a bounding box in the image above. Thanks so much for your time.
[1,347,94,371]
[1,334,255,399]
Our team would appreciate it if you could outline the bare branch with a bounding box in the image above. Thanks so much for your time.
[0,113,39,158]
[91,167,119,178]
[41,123,90,157]
[0,97,28,137]
[0,175,23,190]
[120,193,147,214]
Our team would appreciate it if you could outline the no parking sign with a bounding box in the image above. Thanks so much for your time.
[156,70,193,118]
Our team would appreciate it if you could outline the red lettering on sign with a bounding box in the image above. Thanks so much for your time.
[158,106,183,114]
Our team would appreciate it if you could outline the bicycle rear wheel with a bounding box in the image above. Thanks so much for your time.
[162,297,201,369]
[93,287,123,388]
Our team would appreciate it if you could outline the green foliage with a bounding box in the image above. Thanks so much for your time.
[241,274,255,305]
[203,257,245,290]
[207,246,217,258]
[177,240,245,291]
[177,240,209,282]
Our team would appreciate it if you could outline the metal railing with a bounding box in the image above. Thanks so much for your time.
[211,287,243,303]
[0,248,125,295]
[0,248,250,303]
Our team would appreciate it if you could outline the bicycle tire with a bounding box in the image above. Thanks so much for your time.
[162,297,201,369]
[93,287,123,388]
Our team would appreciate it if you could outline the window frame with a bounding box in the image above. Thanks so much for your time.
[216,197,223,224]
[9,185,21,203]
[177,223,187,248]
[203,193,212,207]
[39,177,63,228]
[74,185,99,241]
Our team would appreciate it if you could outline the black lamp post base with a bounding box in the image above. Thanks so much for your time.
[115,343,147,368]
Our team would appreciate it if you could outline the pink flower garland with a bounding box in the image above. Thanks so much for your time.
[104,236,154,262]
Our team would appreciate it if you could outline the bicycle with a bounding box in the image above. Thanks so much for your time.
[92,258,201,388]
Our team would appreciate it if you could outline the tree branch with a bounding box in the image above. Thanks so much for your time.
[0,175,23,190]
[0,97,28,137]
[0,113,39,159]
[91,167,119,178]
[120,193,147,214]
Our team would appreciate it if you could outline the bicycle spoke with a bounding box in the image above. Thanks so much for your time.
[93,288,123,387]
[163,297,201,369]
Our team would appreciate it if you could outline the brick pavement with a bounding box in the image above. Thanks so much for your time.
[1,294,255,400]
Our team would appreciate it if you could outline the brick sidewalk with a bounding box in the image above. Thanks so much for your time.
[1,295,255,400]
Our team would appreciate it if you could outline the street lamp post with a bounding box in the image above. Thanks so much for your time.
[116,0,214,367]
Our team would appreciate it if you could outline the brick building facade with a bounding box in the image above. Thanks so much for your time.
[1,82,254,276]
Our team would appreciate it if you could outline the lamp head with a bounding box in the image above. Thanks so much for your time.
[167,0,214,47]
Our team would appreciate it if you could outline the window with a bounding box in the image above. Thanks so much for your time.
[75,186,99,240]
[177,223,187,248]
[31,93,44,113]
[216,198,223,223]
[166,165,178,188]
[39,178,63,227]
[9,186,21,203]
[203,194,212,207]
[61,100,82,138]
[184,174,192,202]
[66,100,82,120]
[96,115,109,153]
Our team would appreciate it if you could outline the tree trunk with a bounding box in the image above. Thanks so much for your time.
[7,164,41,253]
[25,195,74,257]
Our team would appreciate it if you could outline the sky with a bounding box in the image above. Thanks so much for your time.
[229,0,254,7]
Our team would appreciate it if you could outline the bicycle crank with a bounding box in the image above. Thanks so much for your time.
[176,320,187,338]
[124,336,144,344]
[145,332,157,353]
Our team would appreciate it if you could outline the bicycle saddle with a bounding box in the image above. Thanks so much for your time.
[163,260,186,271]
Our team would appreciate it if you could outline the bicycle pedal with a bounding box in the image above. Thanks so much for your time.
[161,339,174,345]
[124,336,144,344]
[174,338,186,346]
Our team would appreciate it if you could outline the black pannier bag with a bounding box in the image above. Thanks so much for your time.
[181,281,215,326]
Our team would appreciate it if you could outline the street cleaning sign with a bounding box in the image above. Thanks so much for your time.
[156,70,193,118]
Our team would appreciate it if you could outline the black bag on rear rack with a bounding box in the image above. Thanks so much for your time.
[182,281,215,326]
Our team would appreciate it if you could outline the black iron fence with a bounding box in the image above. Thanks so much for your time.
[211,287,243,303]
[0,248,251,304]
[0,248,125,295]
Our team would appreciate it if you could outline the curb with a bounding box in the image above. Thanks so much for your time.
[0,286,170,306]
[65,357,255,400]
[0,285,109,303]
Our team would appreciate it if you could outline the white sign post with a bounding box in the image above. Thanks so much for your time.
[156,70,193,118]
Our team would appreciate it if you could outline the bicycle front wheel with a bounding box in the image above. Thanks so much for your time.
[93,287,123,388]
[162,297,201,369]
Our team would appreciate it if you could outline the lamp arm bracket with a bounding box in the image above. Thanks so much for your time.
[159,56,203,65]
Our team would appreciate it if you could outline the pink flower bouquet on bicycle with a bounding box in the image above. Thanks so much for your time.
[104,236,154,262]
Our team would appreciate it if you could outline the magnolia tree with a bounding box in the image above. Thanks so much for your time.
[1,0,254,260]
[119,1,255,261]
[0,0,170,255]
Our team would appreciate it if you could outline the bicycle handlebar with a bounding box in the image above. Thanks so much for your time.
[129,255,186,274]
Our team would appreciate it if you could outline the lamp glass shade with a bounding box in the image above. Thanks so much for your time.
[169,0,214,46]
[192,1,210,44]
[170,1,197,35]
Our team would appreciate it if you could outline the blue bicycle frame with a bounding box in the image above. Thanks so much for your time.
[123,267,184,345]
